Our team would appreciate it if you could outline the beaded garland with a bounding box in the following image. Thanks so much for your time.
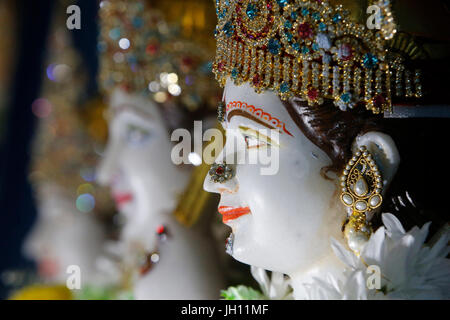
[213,0,423,114]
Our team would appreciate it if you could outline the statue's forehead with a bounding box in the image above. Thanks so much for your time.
[224,80,295,137]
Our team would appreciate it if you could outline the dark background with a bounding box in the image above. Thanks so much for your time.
[0,0,100,299]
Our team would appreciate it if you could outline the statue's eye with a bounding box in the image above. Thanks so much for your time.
[243,134,269,149]
[126,125,151,145]
[238,126,278,150]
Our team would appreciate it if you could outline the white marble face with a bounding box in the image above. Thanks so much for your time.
[204,80,343,275]
[204,79,400,277]
[97,88,187,253]
[24,184,106,284]
[97,89,225,299]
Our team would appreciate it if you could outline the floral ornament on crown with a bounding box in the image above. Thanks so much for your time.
[98,0,220,112]
[213,0,423,114]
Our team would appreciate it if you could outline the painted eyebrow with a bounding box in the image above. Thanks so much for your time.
[227,109,275,130]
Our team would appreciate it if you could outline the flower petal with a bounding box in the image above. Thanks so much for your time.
[250,266,270,297]
[382,213,405,238]
[361,226,386,265]
[330,237,359,269]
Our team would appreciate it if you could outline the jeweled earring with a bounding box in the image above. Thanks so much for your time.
[217,101,226,123]
[340,146,383,254]
[209,162,234,183]
[139,225,169,276]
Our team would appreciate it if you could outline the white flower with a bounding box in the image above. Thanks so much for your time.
[304,213,450,300]
[251,266,294,300]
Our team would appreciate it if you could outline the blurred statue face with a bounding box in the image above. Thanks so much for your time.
[97,89,185,252]
[24,184,106,284]
[204,80,343,275]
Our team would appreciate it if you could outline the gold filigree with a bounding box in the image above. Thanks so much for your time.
[340,145,383,213]
[213,0,422,114]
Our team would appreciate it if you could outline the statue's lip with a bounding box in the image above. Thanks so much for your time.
[218,206,251,223]
[113,192,133,206]
[38,257,59,278]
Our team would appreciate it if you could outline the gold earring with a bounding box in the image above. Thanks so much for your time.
[340,146,383,253]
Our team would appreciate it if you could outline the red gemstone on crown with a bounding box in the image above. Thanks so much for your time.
[373,95,386,109]
[298,23,313,39]
[338,43,353,61]
[182,57,193,67]
[252,75,261,86]
[146,43,159,55]
[218,62,226,72]
[307,88,319,101]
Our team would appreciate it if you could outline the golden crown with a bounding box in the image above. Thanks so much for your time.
[212,0,423,114]
[98,0,220,111]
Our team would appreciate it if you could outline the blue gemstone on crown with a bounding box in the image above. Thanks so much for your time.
[285,32,293,41]
[301,46,310,54]
[291,11,298,20]
[246,3,258,20]
[312,43,319,51]
[97,42,106,53]
[231,68,238,79]
[277,0,289,8]
[135,2,144,11]
[132,17,143,28]
[280,82,290,93]
[127,55,137,64]
[284,21,292,29]
[312,12,321,20]
[302,8,310,16]
[268,38,281,55]
[319,22,327,31]
[109,27,121,40]
[292,42,300,51]
[332,14,342,23]
[204,61,213,73]
[222,21,234,37]
[341,93,351,103]
[363,53,378,69]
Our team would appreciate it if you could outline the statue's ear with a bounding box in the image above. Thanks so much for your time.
[353,131,400,191]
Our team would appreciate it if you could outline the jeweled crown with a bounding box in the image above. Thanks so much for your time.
[213,0,423,114]
[98,0,219,111]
